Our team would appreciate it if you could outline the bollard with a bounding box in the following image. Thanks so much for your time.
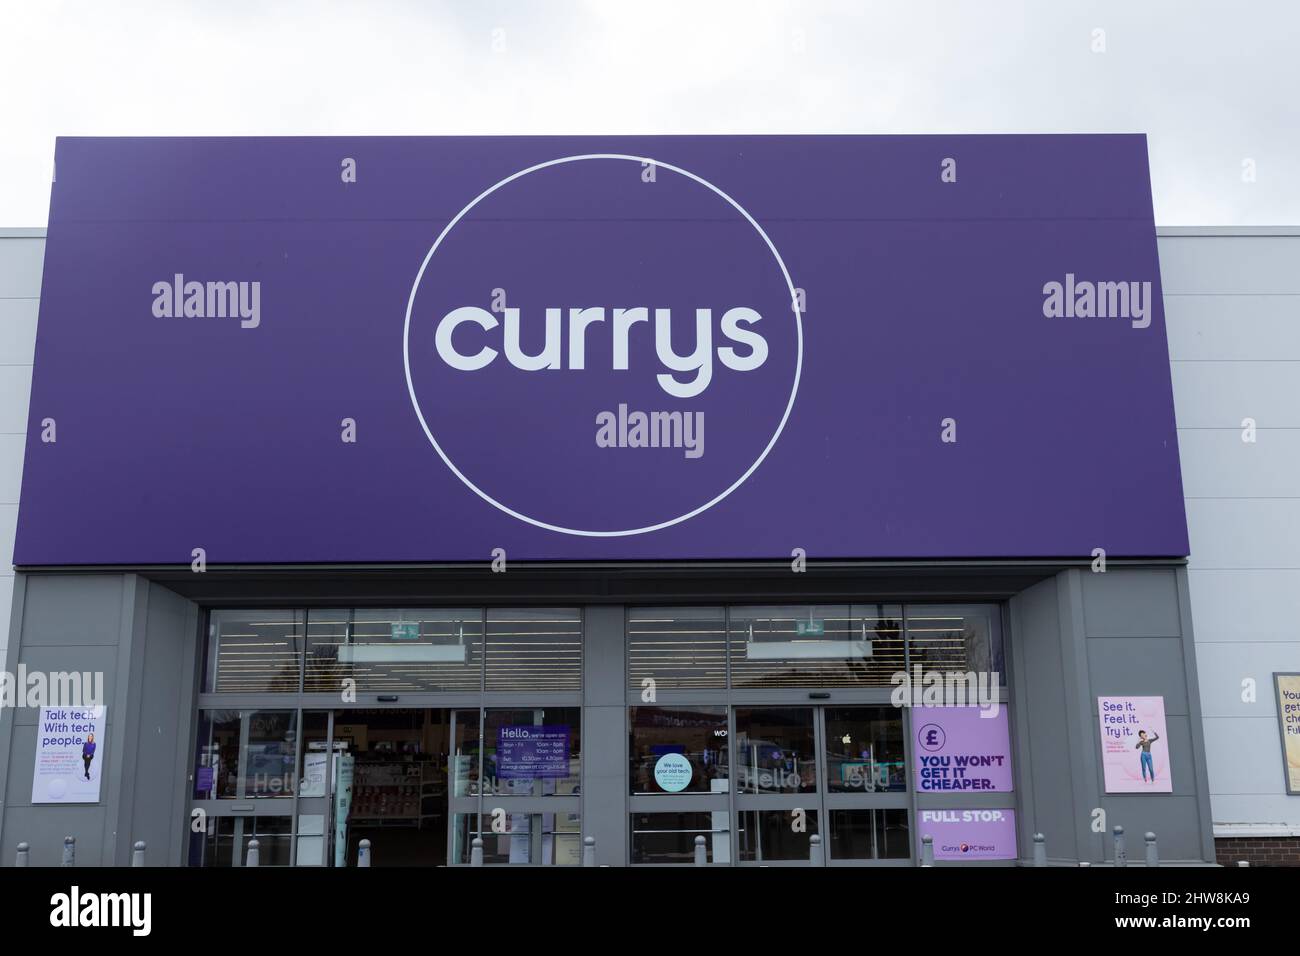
[357,839,371,868]
[809,833,824,866]
[920,834,934,867]
[61,836,75,867]
[582,836,596,867]
[15,843,29,867]
[1237,860,1250,867]
[694,834,707,866]
[132,841,146,867]
[1032,832,1047,867]
[1112,825,1127,867]
[1144,832,1158,868]
[1079,861,1092,867]
[470,836,484,867]
[246,838,260,867]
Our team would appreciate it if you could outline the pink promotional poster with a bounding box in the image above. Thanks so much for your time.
[1098,696,1173,794]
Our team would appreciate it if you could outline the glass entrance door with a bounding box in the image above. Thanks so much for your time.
[733,706,910,865]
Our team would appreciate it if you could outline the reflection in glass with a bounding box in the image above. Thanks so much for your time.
[242,710,299,798]
[823,707,906,793]
[905,605,1005,680]
[629,706,729,795]
[736,810,818,862]
[735,708,817,794]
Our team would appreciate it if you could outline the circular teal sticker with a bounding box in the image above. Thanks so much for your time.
[654,752,693,792]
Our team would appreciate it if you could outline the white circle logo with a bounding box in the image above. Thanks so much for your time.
[403,154,802,537]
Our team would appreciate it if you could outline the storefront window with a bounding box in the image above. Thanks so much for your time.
[304,609,484,693]
[736,810,818,862]
[728,604,904,688]
[477,708,581,797]
[452,812,581,865]
[823,707,906,793]
[242,710,299,798]
[193,710,241,799]
[190,816,293,867]
[203,610,304,693]
[629,706,729,795]
[485,609,582,693]
[905,605,1005,681]
[827,809,910,860]
[627,607,727,691]
[631,812,727,864]
[735,707,817,794]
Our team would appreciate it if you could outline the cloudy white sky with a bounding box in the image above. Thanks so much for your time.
[1,0,1295,226]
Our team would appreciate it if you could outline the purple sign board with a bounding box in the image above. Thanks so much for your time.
[918,808,1018,861]
[16,136,1187,564]
[913,705,1014,792]
[496,725,571,780]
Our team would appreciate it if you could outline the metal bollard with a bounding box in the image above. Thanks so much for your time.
[809,833,824,866]
[470,836,484,867]
[582,836,596,867]
[246,838,260,867]
[357,839,371,868]
[15,843,29,867]
[1032,832,1047,867]
[61,836,75,867]
[1144,832,1158,868]
[1237,860,1250,867]
[1079,861,1092,867]
[920,834,934,867]
[132,841,146,867]
[693,834,707,866]
[1112,825,1127,867]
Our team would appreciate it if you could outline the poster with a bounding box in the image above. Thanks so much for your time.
[496,726,571,779]
[1275,674,1300,795]
[912,706,1014,792]
[32,706,107,803]
[1098,696,1172,793]
[918,809,1018,861]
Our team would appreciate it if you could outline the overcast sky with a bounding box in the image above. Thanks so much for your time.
[2,0,1295,226]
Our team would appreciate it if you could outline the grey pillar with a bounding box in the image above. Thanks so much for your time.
[358,839,371,867]
[61,836,75,867]
[809,833,824,866]
[246,838,260,867]
[920,834,934,867]
[694,835,707,866]
[582,836,596,867]
[581,605,628,866]
[132,841,146,867]
[1144,832,1158,868]
[1112,825,1127,867]
[15,843,29,867]
[470,837,484,867]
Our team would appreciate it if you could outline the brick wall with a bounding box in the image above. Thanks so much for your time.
[1215,837,1300,867]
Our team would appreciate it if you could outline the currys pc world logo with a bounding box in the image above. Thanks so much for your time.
[404,154,803,537]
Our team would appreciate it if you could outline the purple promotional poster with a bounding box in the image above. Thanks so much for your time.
[913,706,1014,792]
[16,135,1187,565]
[1098,696,1173,793]
[496,725,571,779]
[918,808,1018,861]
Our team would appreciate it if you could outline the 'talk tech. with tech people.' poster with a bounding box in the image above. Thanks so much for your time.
[1098,696,1172,794]
[31,706,106,804]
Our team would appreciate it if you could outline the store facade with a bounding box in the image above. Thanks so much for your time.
[0,135,1216,865]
